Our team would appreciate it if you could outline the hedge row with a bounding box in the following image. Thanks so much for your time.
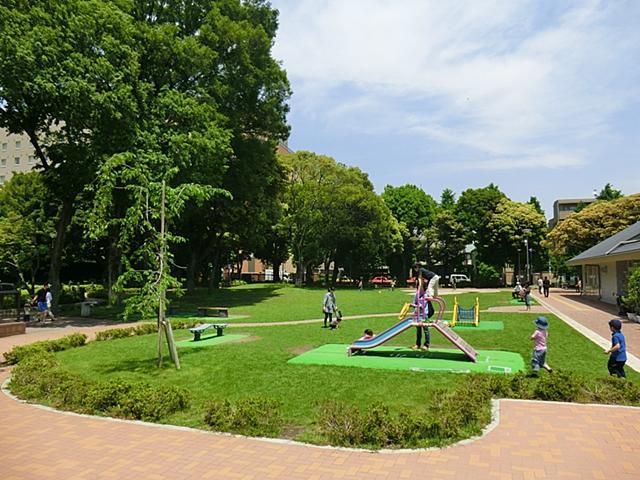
[10,352,190,422]
[3,333,87,365]
[94,320,203,342]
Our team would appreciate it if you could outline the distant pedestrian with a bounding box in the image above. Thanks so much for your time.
[530,316,552,376]
[604,319,626,378]
[537,277,543,295]
[45,288,55,322]
[524,283,532,311]
[542,276,550,297]
[31,282,50,322]
[358,278,363,291]
[576,278,582,294]
[322,287,337,328]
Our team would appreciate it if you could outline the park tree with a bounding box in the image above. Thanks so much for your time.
[429,209,466,277]
[528,196,544,216]
[456,184,506,267]
[440,188,457,210]
[544,193,640,258]
[0,0,140,306]
[485,198,547,279]
[596,183,623,201]
[381,184,437,280]
[0,173,56,293]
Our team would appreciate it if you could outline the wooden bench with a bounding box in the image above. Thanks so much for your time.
[189,323,228,341]
[197,307,229,318]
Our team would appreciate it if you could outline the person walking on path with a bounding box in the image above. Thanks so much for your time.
[31,283,50,322]
[542,276,551,297]
[537,277,543,295]
[604,319,626,378]
[530,316,552,376]
[322,287,337,328]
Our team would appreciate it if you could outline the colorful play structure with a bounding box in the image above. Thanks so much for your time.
[449,297,480,327]
[347,294,478,362]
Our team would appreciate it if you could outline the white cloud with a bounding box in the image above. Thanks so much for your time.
[273,0,640,169]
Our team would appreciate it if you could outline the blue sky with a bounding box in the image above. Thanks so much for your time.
[270,0,640,219]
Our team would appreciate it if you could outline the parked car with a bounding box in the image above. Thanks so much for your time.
[446,274,471,287]
[370,276,392,287]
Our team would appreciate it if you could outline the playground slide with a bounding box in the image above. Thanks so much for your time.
[348,317,415,355]
[431,321,478,362]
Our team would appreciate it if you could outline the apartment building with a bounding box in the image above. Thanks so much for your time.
[0,129,37,185]
[548,197,596,228]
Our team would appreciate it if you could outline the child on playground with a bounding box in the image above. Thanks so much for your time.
[530,316,552,376]
[523,283,532,311]
[360,329,374,340]
[604,319,626,378]
[411,265,438,351]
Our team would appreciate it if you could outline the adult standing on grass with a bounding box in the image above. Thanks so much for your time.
[604,319,626,378]
[411,263,439,351]
[537,277,543,295]
[542,276,551,297]
[322,287,337,328]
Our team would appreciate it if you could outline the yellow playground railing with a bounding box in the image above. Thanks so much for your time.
[449,297,480,327]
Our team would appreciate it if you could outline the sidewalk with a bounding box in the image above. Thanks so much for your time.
[534,289,640,371]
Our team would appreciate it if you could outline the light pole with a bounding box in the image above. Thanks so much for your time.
[523,228,531,284]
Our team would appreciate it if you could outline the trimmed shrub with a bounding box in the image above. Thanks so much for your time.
[532,370,582,402]
[4,333,87,364]
[204,397,283,437]
[95,323,157,341]
[85,379,190,421]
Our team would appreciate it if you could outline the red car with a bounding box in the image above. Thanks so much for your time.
[370,276,392,287]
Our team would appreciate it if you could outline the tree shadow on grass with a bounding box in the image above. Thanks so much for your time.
[94,347,214,377]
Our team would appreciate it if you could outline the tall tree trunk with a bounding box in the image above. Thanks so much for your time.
[48,198,74,310]
[295,258,304,287]
[272,260,281,282]
[305,263,314,287]
[323,258,330,287]
[107,232,121,306]
[186,249,200,294]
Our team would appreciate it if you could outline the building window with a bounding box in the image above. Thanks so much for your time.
[559,204,576,211]
[1,158,6,167]
[14,157,20,165]
[15,140,21,149]
[28,155,35,164]
[0,175,5,184]
[1,143,6,151]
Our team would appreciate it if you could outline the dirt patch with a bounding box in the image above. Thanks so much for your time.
[289,345,314,355]
[282,424,307,439]
[487,306,548,313]
[233,335,260,344]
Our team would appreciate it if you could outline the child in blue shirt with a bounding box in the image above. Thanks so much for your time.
[604,319,627,378]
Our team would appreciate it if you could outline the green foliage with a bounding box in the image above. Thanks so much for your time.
[94,323,157,341]
[474,261,502,287]
[316,380,492,449]
[4,333,87,364]
[596,183,623,201]
[544,194,640,257]
[0,173,55,291]
[204,397,283,437]
[623,267,640,313]
[532,370,582,402]
[85,379,190,421]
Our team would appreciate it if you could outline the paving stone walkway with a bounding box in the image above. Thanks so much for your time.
[2,291,640,479]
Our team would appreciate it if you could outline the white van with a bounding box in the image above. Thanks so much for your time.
[447,274,471,286]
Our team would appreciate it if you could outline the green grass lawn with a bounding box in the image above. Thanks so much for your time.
[62,284,518,323]
[54,288,639,444]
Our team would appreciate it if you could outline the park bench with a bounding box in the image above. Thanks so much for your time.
[189,323,228,341]
[197,307,229,318]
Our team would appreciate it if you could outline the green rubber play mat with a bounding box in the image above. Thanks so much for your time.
[446,320,504,330]
[288,344,525,374]
[176,334,248,348]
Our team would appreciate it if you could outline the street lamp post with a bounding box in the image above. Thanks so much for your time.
[523,228,531,284]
